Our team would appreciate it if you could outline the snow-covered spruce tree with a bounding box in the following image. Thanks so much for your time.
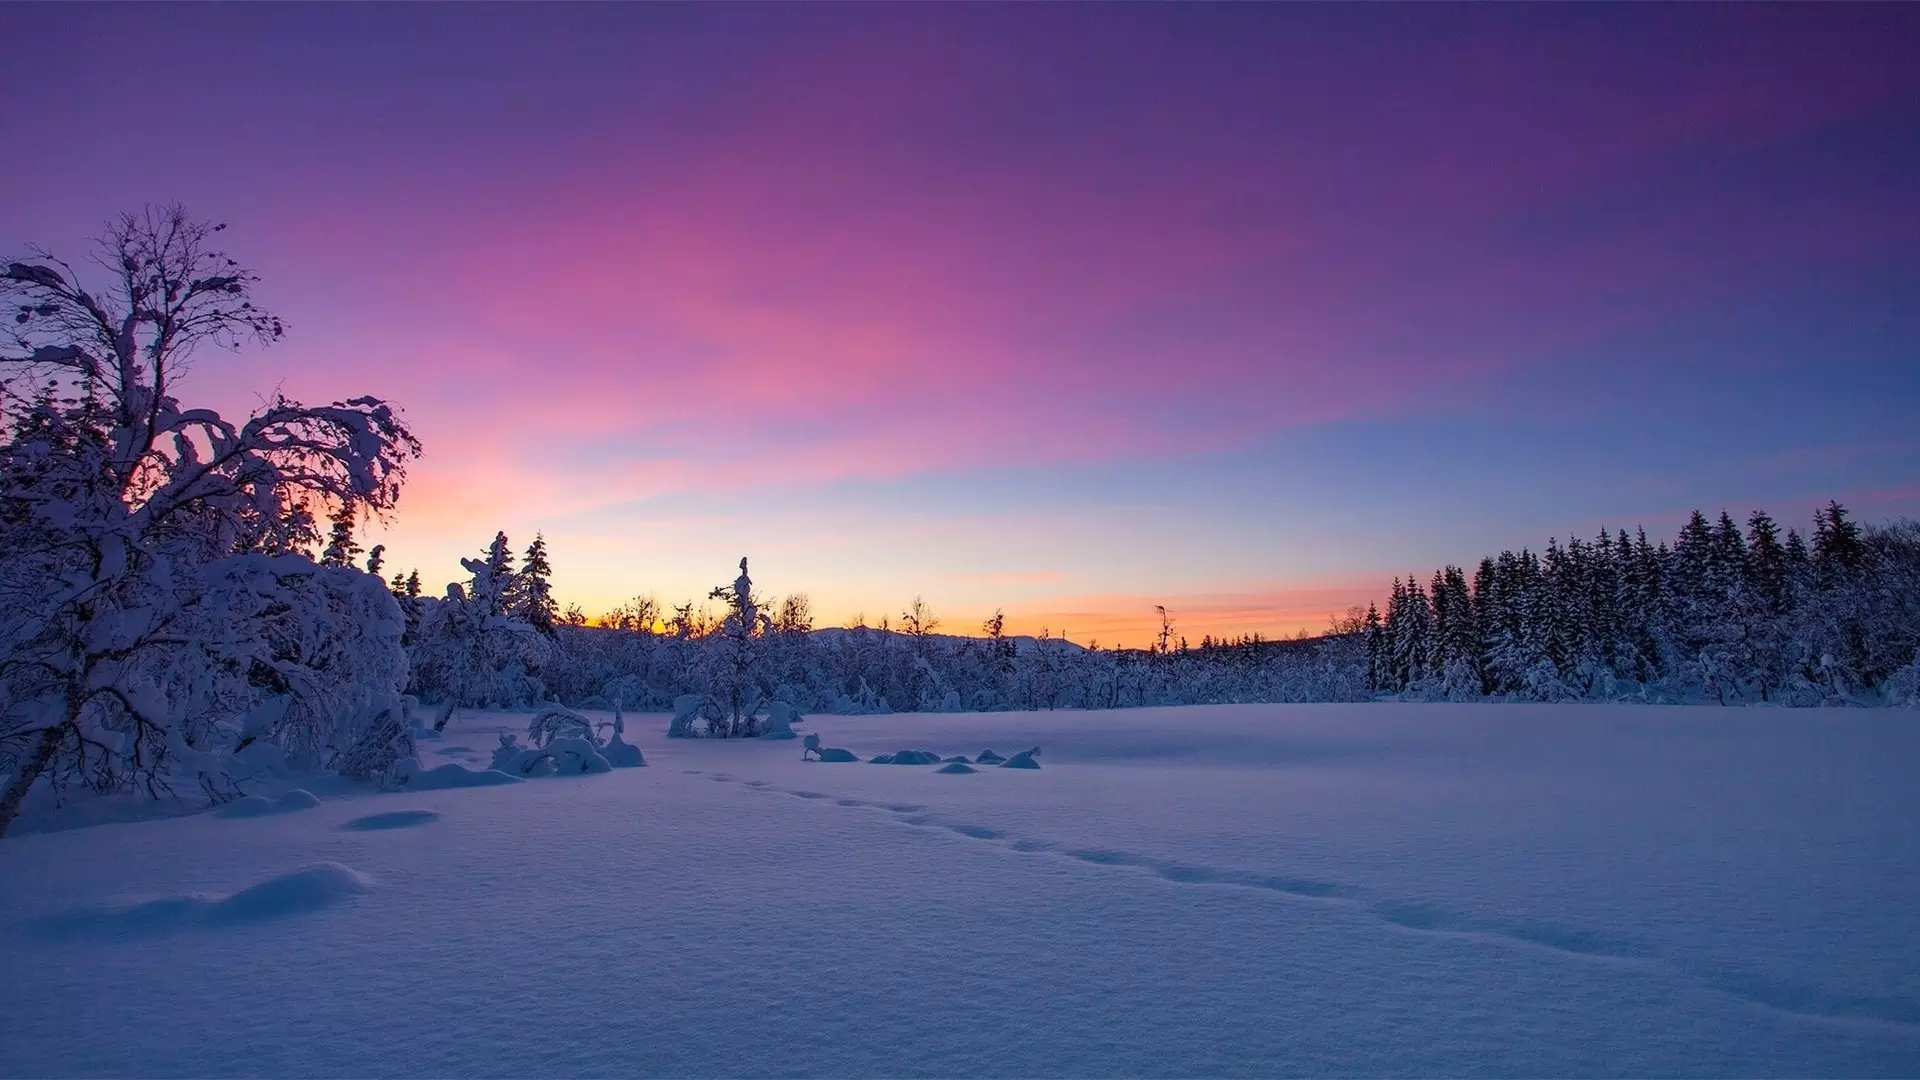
[319,504,362,568]
[692,556,772,736]
[482,531,516,616]
[403,541,552,708]
[0,206,421,836]
[515,532,557,633]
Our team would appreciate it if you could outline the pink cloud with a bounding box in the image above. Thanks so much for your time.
[154,7,1920,556]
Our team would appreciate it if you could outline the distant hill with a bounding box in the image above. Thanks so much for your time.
[804,625,1086,654]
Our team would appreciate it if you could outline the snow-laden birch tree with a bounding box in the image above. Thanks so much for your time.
[0,206,422,836]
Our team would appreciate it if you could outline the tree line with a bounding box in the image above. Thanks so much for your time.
[1364,504,1920,705]
[5,206,1916,837]
[379,501,1920,726]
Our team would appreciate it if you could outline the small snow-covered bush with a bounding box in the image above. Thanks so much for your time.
[667,693,724,738]
[489,732,611,777]
[602,705,645,767]
[526,703,597,749]
[760,701,803,740]
[1884,650,1920,708]
[542,737,612,775]
[603,730,646,768]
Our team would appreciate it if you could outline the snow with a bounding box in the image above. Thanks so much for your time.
[31,862,375,941]
[342,809,440,831]
[3,703,1918,1077]
[395,761,521,791]
[872,749,943,765]
[213,789,321,818]
[602,730,647,767]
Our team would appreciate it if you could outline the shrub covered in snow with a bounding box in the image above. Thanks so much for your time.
[601,705,645,767]
[526,702,597,749]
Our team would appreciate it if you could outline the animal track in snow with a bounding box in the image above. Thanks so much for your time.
[699,771,1920,1034]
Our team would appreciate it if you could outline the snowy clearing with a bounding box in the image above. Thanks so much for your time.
[3,703,1918,1077]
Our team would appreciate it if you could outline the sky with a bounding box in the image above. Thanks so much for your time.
[6,4,1920,646]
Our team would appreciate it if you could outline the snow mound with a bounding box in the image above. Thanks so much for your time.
[975,749,1007,764]
[212,863,375,923]
[344,809,441,831]
[602,731,647,767]
[35,862,374,940]
[761,701,804,739]
[400,762,521,790]
[546,736,613,774]
[215,789,320,819]
[874,749,942,765]
[1000,747,1041,769]
[936,761,978,774]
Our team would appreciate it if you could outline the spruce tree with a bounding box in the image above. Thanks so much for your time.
[1783,527,1812,597]
[320,506,361,568]
[481,531,515,616]
[517,533,557,632]
[1709,511,1749,603]
[1812,501,1864,582]
[1363,602,1385,691]
[1745,510,1789,616]
[1470,558,1500,693]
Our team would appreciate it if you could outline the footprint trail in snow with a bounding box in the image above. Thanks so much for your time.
[697,770,1920,1037]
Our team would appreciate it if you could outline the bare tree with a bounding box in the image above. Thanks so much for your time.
[773,592,814,635]
[900,596,939,651]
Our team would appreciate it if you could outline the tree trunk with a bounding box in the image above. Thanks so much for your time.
[0,725,64,840]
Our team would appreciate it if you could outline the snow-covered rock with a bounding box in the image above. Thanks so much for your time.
[1000,747,1041,769]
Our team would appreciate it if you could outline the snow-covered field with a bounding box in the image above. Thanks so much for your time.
[3,704,1917,1077]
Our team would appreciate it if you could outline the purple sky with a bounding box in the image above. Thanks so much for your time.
[8,3,1919,643]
